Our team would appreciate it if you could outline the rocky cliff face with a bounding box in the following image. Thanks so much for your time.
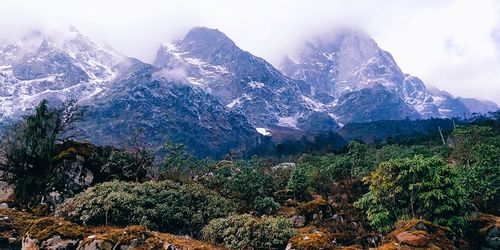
[0,28,261,158]
[279,28,497,124]
[154,27,339,132]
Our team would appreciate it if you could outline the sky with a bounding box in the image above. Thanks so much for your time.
[1,0,500,103]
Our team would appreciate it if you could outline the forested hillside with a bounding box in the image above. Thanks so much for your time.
[0,101,499,249]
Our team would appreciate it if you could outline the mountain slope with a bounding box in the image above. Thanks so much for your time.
[79,59,261,158]
[154,27,339,132]
[0,28,261,158]
[279,28,493,124]
[0,28,123,121]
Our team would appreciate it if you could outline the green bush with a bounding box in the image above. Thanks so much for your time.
[101,150,148,182]
[287,164,313,199]
[202,214,296,249]
[355,156,469,234]
[460,164,500,213]
[56,180,236,236]
[253,196,280,215]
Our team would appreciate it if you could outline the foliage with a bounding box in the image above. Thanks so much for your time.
[199,158,284,212]
[346,141,376,178]
[460,164,500,213]
[56,180,236,237]
[451,125,500,213]
[451,125,500,167]
[202,214,296,249]
[101,150,148,182]
[0,100,81,208]
[355,156,469,234]
[159,141,214,182]
[253,196,280,215]
[287,164,313,199]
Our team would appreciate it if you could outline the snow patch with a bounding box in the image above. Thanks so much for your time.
[255,127,271,136]
[278,116,299,129]
[248,81,264,89]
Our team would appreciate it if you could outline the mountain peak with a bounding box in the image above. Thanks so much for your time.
[178,27,237,57]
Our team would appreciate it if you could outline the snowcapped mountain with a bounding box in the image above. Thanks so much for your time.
[279,28,497,124]
[0,27,123,120]
[0,27,261,157]
[457,97,499,115]
[1,26,497,157]
[79,59,261,158]
[153,27,339,132]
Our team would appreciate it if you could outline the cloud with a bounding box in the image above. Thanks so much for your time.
[1,0,499,103]
[154,67,187,82]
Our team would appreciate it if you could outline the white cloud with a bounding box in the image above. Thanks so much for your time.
[1,0,499,103]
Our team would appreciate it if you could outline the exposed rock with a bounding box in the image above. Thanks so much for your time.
[297,196,333,223]
[22,217,86,249]
[79,225,222,250]
[0,208,37,249]
[395,231,428,247]
[376,219,460,249]
[0,181,13,203]
[467,213,500,249]
[291,215,306,227]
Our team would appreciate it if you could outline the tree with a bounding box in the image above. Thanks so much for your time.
[451,125,499,167]
[0,100,82,208]
[355,156,469,234]
[287,164,312,200]
[346,141,375,179]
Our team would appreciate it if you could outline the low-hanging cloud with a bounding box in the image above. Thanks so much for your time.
[1,0,499,103]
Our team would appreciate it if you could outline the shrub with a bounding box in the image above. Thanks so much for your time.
[0,100,82,208]
[202,214,296,249]
[460,164,500,213]
[287,164,313,199]
[101,150,148,182]
[355,156,469,234]
[56,180,236,237]
[253,196,280,215]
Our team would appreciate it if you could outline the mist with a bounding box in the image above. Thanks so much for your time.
[1,0,500,103]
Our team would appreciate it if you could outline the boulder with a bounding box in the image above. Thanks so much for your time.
[376,219,460,249]
[467,213,500,249]
[395,231,428,247]
[0,208,37,249]
[291,215,306,227]
[22,217,86,250]
[297,196,334,223]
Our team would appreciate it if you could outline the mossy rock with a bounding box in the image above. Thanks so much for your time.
[26,217,87,242]
[466,213,500,249]
[0,208,37,248]
[287,227,335,250]
[375,219,461,250]
[55,141,96,160]
[297,197,333,222]
[80,225,223,250]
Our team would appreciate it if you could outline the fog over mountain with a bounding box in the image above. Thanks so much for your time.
[1,0,500,103]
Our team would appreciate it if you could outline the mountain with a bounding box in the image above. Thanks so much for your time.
[457,97,499,115]
[279,28,494,124]
[1,26,497,157]
[153,27,339,132]
[0,27,123,121]
[78,59,261,158]
[0,28,261,158]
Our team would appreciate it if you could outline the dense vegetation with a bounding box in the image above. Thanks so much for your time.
[56,181,236,236]
[1,100,499,249]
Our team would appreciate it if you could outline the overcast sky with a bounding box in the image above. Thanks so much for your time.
[1,0,499,103]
